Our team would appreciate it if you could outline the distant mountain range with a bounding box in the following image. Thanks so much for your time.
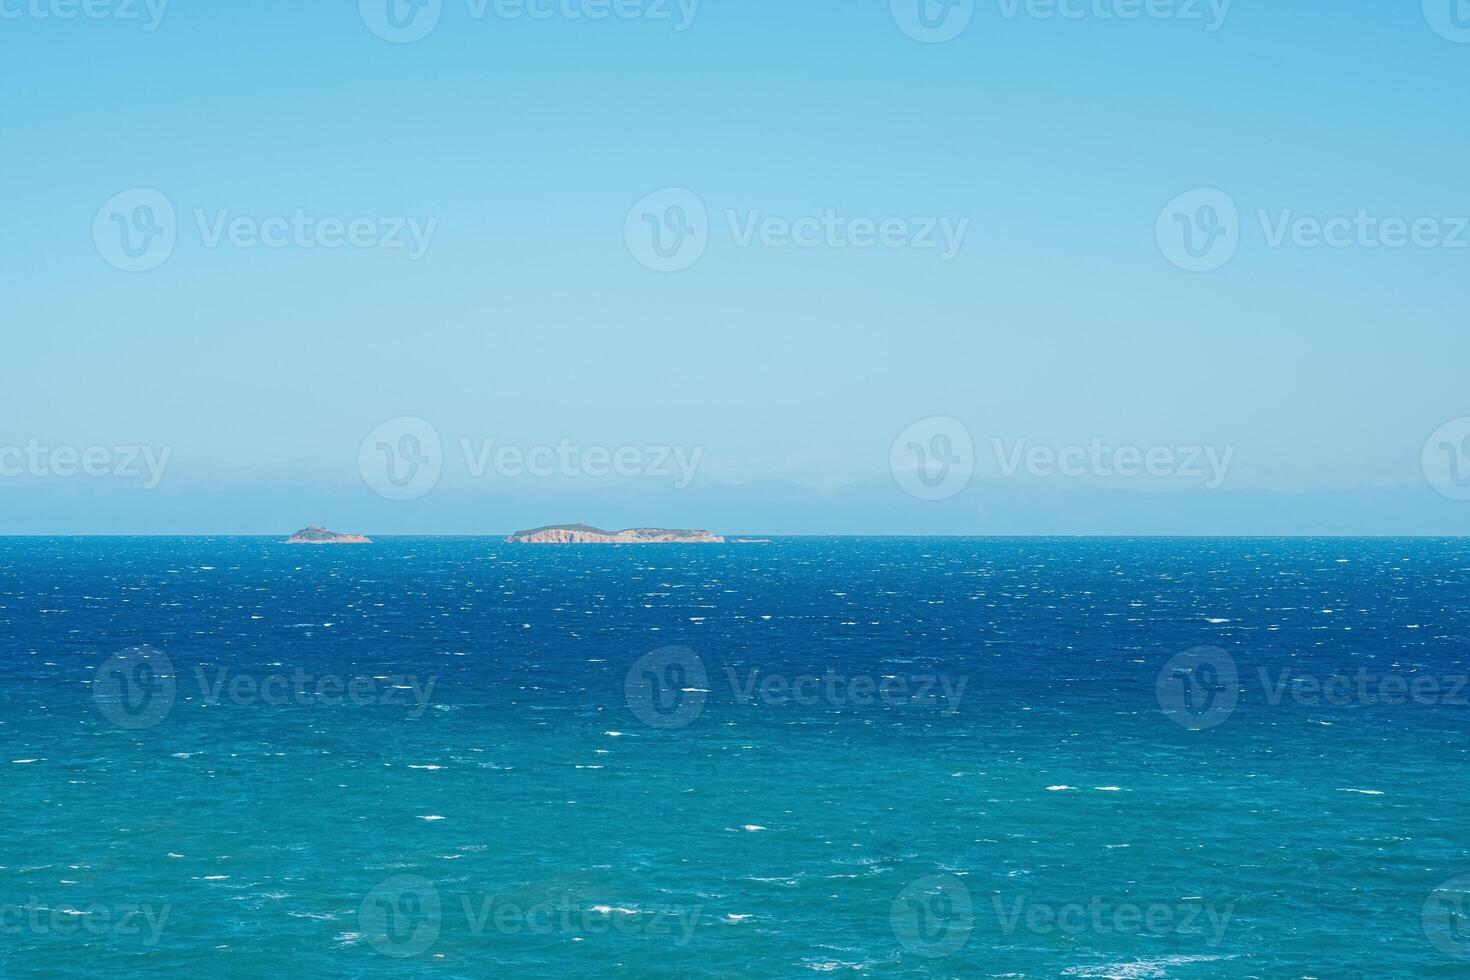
[3,477,1466,536]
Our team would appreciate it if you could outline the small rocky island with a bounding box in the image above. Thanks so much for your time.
[507,524,724,544]
[287,525,372,544]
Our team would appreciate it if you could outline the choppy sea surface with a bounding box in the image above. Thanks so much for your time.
[2,536,1469,978]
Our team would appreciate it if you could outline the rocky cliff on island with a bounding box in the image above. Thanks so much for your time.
[287,525,372,544]
[507,525,724,544]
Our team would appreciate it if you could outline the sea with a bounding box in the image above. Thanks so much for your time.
[2,536,1468,977]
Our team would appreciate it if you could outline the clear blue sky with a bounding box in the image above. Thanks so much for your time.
[2,2,1468,533]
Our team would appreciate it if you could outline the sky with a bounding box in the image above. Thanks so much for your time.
[2,0,1469,534]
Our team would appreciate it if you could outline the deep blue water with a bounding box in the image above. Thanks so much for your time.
[2,536,1470,977]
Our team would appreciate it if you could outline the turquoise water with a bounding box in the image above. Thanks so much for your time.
[3,537,1469,977]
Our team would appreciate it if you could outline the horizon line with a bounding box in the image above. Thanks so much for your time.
[2,533,1468,540]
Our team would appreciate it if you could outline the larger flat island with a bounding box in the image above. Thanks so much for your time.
[507,525,725,544]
